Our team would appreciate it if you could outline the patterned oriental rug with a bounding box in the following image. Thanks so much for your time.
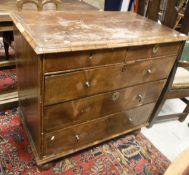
[0,108,170,175]
[0,69,17,93]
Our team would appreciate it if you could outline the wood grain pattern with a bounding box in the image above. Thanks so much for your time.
[13,10,188,166]
[137,0,146,16]
[0,0,98,111]
[44,103,155,156]
[146,0,161,21]
[44,48,126,73]
[44,80,165,131]
[44,56,176,105]
[166,89,189,99]
[14,28,42,156]
[126,42,181,61]
[180,0,189,35]
[44,42,181,73]
[11,11,189,54]
[162,0,178,28]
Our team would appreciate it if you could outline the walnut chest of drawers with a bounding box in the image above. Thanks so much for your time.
[11,11,188,166]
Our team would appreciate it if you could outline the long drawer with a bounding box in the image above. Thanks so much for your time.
[44,80,165,131]
[44,103,155,156]
[44,42,181,73]
[44,56,176,105]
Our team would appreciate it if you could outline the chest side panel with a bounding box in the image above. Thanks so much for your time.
[14,28,43,157]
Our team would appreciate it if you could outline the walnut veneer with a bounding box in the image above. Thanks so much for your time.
[12,11,188,166]
[0,0,98,112]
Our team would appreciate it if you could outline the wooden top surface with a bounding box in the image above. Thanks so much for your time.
[0,0,97,22]
[11,11,189,54]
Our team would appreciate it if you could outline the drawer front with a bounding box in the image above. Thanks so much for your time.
[126,42,181,61]
[44,42,180,73]
[44,80,165,131]
[44,103,155,156]
[44,56,176,105]
[44,48,126,73]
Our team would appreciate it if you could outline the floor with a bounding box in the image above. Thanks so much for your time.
[142,99,189,161]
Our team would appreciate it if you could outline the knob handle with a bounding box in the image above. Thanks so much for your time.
[85,81,90,87]
[147,69,152,74]
[137,94,143,103]
[129,117,133,122]
[75,135,80,141]
[112,92,120,102]
[50,136,55,141]
[153,44,159,54]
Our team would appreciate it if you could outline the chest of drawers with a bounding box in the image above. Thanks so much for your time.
[12,11,188,166]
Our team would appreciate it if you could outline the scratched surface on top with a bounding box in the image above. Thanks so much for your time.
[11,11,189,54]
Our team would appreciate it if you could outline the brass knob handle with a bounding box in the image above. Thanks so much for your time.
[147,69,152,74]
[85,81,90,87]
[137,94,143,103]
[153,44,159,54]
[50,136,55,142]
[129,117,133,122]
[75,135,80,141]
[112,92,120,102]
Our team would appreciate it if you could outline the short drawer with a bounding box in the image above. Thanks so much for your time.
[44,103,155,156]
[126,42,181,61]
[44,56,176,105]
[44,80,165,131]
[44,48,126,73]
